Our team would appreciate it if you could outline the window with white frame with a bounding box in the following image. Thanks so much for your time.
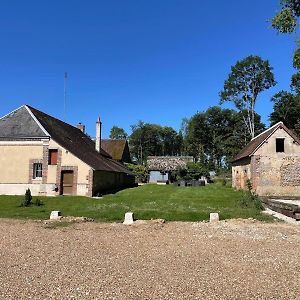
[33,163,43,179]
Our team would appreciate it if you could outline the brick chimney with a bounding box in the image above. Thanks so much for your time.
[77,122,85,134]
[95,117,102,153]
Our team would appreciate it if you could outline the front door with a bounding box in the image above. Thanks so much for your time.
[61,171,74,195]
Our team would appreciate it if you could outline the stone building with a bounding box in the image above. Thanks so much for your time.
[147,156,193,183]
[0,105,135,196]
[232,122,300,197]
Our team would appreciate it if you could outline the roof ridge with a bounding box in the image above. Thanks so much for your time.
[251,121,283,141]
[24,105,50,136]
[26,105,79,131]
[0,104,26,121]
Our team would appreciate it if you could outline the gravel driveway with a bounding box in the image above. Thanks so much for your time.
[0,219,299,300]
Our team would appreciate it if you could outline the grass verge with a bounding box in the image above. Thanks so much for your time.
[0,183,273,222]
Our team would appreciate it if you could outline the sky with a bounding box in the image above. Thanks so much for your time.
[0,0,297,138]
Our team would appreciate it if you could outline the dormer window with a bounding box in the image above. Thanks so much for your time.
[276,138,285,153]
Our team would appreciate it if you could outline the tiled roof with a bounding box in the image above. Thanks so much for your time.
[0,106,48,138]
[232,122,300,162]
[0,105,132,175]
[147,156,194,171]
[101,139,130,162]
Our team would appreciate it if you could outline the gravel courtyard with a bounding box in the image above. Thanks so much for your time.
[0,219,299,300]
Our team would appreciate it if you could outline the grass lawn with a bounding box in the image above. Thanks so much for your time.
[0,183,273,222]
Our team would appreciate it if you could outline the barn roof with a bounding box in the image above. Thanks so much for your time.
[101,139,128,161]
[0,105,133,175]
[232,122,300,163]
[147,156,193,171]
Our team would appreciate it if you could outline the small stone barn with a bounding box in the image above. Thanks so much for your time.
[147,156,193,183]
[0,105,135,196]
[232,122,300,197]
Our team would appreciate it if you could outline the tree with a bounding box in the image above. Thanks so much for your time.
[184,106,265,169]
[272,0,300,33]
[220,55,276,138]
[109,126,128,140]
[129,121,182,163]
[269,91,300,135]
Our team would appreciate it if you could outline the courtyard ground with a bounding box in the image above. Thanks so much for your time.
[0,218,299,299]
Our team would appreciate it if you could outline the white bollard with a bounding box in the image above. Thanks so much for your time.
[210,213,219,222]
[123,212,134,225]
[50,211,62,220]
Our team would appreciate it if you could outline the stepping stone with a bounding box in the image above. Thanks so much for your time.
[123,212,134,225]
[50,211,62,220]
[210,213,219,222]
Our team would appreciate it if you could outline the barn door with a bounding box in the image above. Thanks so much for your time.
[61,171,74,195]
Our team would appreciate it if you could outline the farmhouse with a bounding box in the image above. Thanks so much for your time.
[232,121,300,197]
[0,105,135,196]
[147,156,193,183]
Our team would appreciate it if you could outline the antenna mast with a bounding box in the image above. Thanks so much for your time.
[64,71,68,122]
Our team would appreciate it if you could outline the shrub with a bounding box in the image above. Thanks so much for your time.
[20,189,32,207]
[125,163,148,183]
[173,162,209,181]
[239,180,263,210]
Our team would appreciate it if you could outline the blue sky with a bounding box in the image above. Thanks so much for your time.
[0,0,297,138]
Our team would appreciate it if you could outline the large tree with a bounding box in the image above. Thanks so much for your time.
[272,0,300,33]
[220,55,276,138]
[185,106,265,169]
[129,122,182,163]
[269,91,300,135]
[109,126,128,139]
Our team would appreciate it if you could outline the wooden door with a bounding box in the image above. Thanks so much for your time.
[61,171,74,195]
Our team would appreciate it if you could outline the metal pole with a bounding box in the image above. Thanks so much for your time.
[64,72,68,122]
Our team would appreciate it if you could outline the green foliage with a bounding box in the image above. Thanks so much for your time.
[129,121,182,163]
[109,126,128,140]
[270,91,300,136]
[20,189,32,207]
[291,72,300,93]
[125,163,148,183]
[293,48,300,69]
[173,162,208,181]
[220,55,276,138]
[239,180,263,210]
[184,106,265,169]
[272,8,297,33]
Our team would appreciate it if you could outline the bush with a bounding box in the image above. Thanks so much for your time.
[125,163,148,183]
[173,162,209,181]
[20,189,32,207]
[239,180,263,210]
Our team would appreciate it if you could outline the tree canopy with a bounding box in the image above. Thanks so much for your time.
[272,0,300,33]
[109,126,128,140]
[220,55,276,138]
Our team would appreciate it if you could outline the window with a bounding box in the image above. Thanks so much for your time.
[33,163,42,179]
[276,138,285,152]
[48,149,58,165]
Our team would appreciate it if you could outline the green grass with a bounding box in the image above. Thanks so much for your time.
[0,183,273,222]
